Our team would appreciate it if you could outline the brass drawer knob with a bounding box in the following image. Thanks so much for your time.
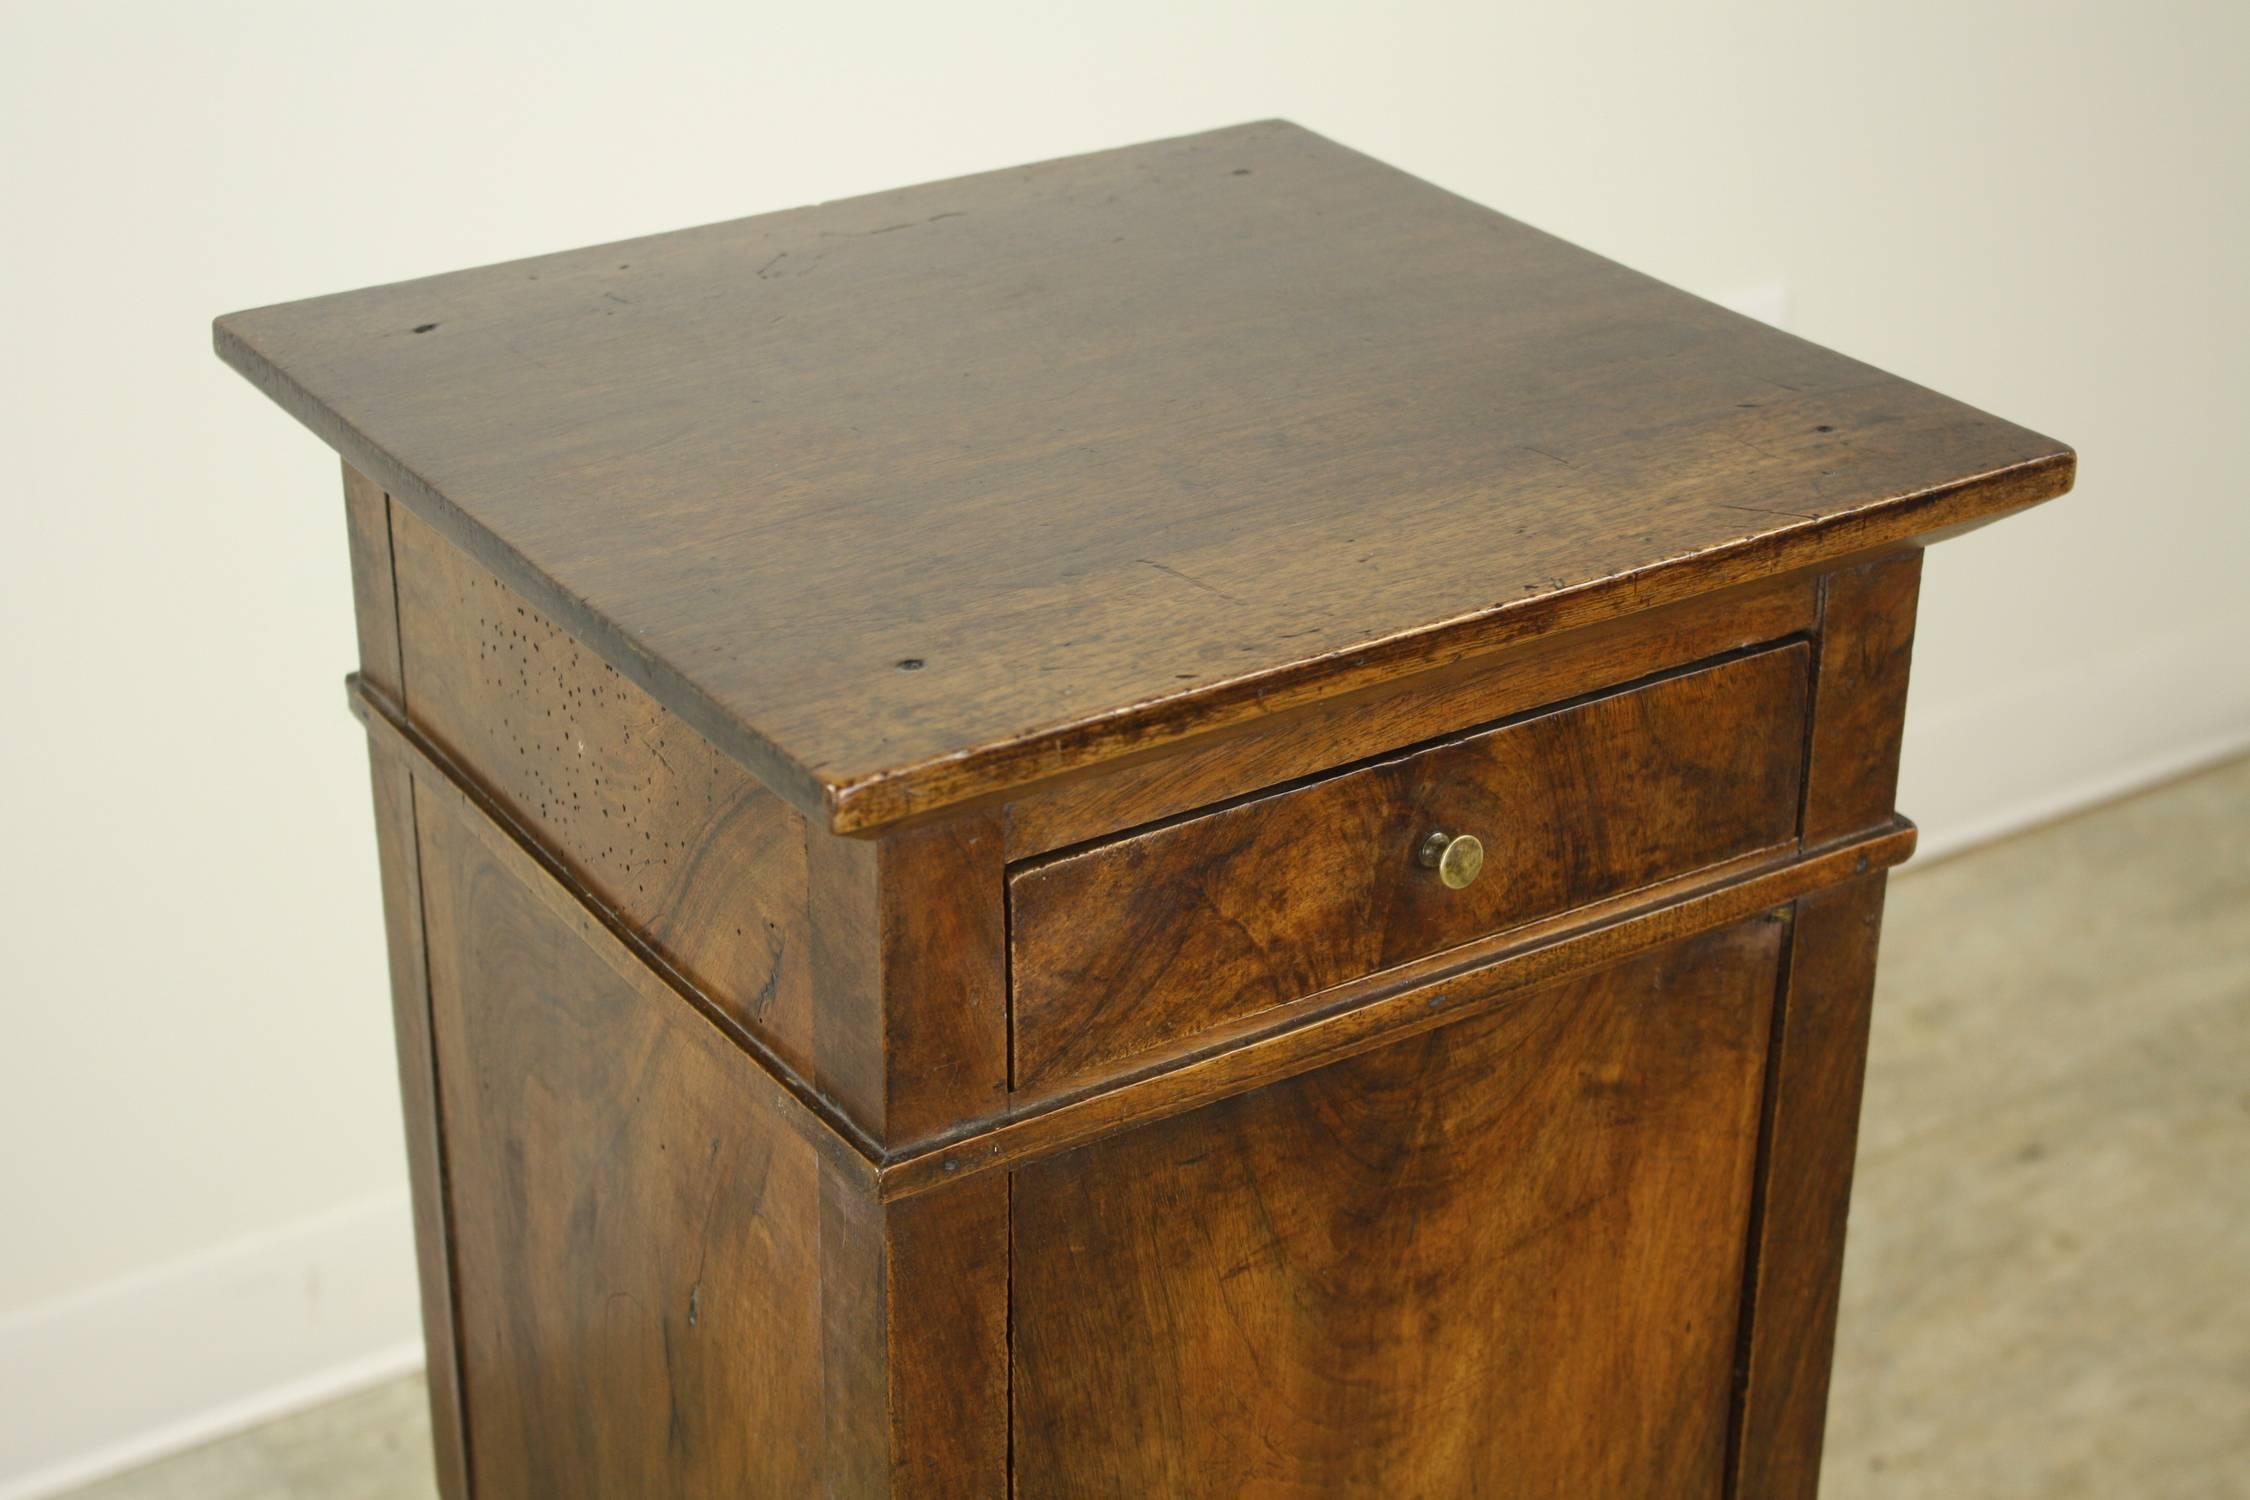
[1417,830,1485,890]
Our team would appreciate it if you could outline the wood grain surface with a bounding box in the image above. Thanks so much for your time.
[416,793,832,1496]
[275,123,2061,1499]
[1000,568,1819,858]
[1012,918,1786,1497]
[392,504,818,1079]
[806,814,1010,1149]
[343,470,468,1497]
[1010,643,1808,1093]
[219,121,2072,831]
[1732,876,1891,1499]
[357,667,1915,1206]
[361,743,469,1498]
[341,462,404,699]
[1804,552,1924,847]
[412,782,1010,1497]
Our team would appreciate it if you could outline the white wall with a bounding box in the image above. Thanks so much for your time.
[2,0,2243,1490]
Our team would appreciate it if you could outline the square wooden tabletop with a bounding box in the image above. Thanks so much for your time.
[217,121,2072,831]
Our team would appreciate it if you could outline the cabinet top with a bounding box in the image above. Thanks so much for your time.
[217,121,2072,833]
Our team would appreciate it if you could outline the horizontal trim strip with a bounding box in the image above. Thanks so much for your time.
[350,674,1914,1201]
[879,820,1914,1198]
[349,676,884,1193]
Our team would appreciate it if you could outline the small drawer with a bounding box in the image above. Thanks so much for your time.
[1008,643,1810,1094]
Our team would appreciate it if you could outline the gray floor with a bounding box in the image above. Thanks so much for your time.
[60,756,2250,1499]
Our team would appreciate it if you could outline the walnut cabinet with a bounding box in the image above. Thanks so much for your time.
[216,122,2075,1497]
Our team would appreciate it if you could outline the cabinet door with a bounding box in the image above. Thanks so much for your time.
[1011,917,1783,1498]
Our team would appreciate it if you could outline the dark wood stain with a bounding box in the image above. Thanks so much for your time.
[880,1174,1010,1494]
[877,823,1918,1207]
[363,746,471,1497]
[344,470,469,1496]
[1013,920,1784,1497]
[1001,568,1820,859]
[416,793,829,1496]
[217,121,2073,832]
[391,501,818,1077]
[873,818,1010,1144]
[817,1169,1009,1498]
[357,664,1917,1209]
[1732,876,1891,1498]
[806,814,1010,1151]
[340,462,404,699]
[230,125,2077,1498]
[349,674,881,1182]
[1010,644,1809,1094]
[1804,551,1924,847]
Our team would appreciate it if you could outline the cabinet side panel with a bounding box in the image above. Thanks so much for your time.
[1013,919,1784,1497]
[416,794,828,1498]
[1732,875,1888,1499]
[391,504,816,1080]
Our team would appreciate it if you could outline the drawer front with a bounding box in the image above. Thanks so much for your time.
[1009,642,1809,1093]
[1011,918,1784,1496]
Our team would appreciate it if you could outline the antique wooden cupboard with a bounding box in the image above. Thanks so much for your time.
[216,122,2075,1497]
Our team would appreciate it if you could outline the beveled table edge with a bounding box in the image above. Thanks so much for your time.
[250,289,2069,837]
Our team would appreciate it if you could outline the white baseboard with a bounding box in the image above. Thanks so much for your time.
[0,1192,424,1500]
[1907,724,2250,868]
[1899,607,2250,869]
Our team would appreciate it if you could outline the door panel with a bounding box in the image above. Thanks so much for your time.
[1011,917,1784,1498]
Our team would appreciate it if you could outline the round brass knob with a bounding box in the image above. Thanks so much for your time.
[1416,830,1485,890]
